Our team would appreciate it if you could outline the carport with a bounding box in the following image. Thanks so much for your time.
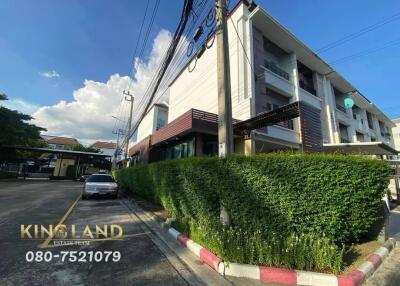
[1,146,112,178]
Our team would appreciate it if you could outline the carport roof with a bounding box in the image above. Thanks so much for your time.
[4,146,111,157]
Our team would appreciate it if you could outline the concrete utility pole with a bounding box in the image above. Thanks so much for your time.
[112,128,124,169]
[216,0,233,226]
[123,91,134,167]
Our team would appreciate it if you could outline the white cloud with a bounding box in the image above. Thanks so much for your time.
[39,70,60,78]
[32,29,172,143]
[0,98,40,115]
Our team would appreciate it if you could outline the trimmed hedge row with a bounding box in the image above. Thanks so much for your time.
[115,154,390,272]
[0,171,18,179]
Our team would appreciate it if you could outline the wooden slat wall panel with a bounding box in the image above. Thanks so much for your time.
[299,102,323,153]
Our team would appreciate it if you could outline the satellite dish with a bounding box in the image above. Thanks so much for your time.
[344,97,354,109]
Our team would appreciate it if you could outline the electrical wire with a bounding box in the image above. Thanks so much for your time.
[315,10,400,54]
[119,0,214,152]
[329,37,400,65]
[228,15,254,74]
[112,0,150,136]
[127,0,212,125]
[138,0,160,60]
[125,0,195,144]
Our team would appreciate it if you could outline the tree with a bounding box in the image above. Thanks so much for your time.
[0,94,46,147]
[71,143,99,153]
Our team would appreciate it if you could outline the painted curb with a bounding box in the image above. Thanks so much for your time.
[165,225,396,286]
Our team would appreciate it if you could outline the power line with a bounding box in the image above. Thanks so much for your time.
[329,37,400,65]
[124,0,194,145]
[112,0,150,134]
[127,0,150,91]
[125,0,212,139]
[138,0,160,60]
[315,10,400,54]
[228,15,254,74]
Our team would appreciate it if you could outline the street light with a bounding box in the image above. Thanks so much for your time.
[112,115,126,123]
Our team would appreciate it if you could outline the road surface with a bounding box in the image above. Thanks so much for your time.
[0,180,191,286]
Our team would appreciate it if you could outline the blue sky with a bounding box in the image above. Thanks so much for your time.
[0,0,180,107]
[0,0,399,122]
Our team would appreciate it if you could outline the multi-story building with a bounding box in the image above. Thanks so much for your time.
[392,119,400,157]
[90,141,117,157]
[129,1,397,164]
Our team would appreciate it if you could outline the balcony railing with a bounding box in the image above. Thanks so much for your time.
[336,104,347,113]
[340,137,351,143]
[276,120,294,130]
[264,61,290,81]
[299,80,317,96]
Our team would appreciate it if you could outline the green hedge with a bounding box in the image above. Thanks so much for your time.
[115,154,390,272]
[0,171,18,179]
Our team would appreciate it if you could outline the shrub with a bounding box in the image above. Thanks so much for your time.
[115,153,390,273]
[0,171,18,179]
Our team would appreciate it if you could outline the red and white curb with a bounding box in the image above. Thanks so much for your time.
[164,224,396,286]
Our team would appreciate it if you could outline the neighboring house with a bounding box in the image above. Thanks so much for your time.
[43,136,79,150]
[90,141,117,157]
[392,119,400,156]
[128,1,396,165]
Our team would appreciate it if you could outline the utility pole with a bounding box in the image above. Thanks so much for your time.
[112,128,124,169]
[216,0,233,226]
[123,90,134,167]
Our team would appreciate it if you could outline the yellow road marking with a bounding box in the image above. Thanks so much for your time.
[39,193,82,249]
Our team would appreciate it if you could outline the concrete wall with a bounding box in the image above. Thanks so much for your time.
[137,107,156,143]
[53,158,75,177]
[392,122,400,153]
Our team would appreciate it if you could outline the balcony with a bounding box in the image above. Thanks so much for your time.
[340,137,351,143]
[259,125,300,144]
[336,104,347,113]
[276,120,294,130]
[261,65,293,97]
[299,88,322,110]
[264,60,290,81]
[299,80,316,96]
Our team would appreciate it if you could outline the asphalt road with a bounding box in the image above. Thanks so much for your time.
[0,180,190,286]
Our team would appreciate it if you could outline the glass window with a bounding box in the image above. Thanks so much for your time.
[86,175,114,182]
[160,138,195,161]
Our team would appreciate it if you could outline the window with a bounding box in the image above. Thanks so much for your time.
[131,155,140,166]
[156,118,166,130]
[366,112,374,129]
[160,138,194,161]
[356,132,364,142]
[86,175,114,182]
[156,108,168,131]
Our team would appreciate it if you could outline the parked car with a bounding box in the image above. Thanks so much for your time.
[82,174,118,199]
[79,174,90,182]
